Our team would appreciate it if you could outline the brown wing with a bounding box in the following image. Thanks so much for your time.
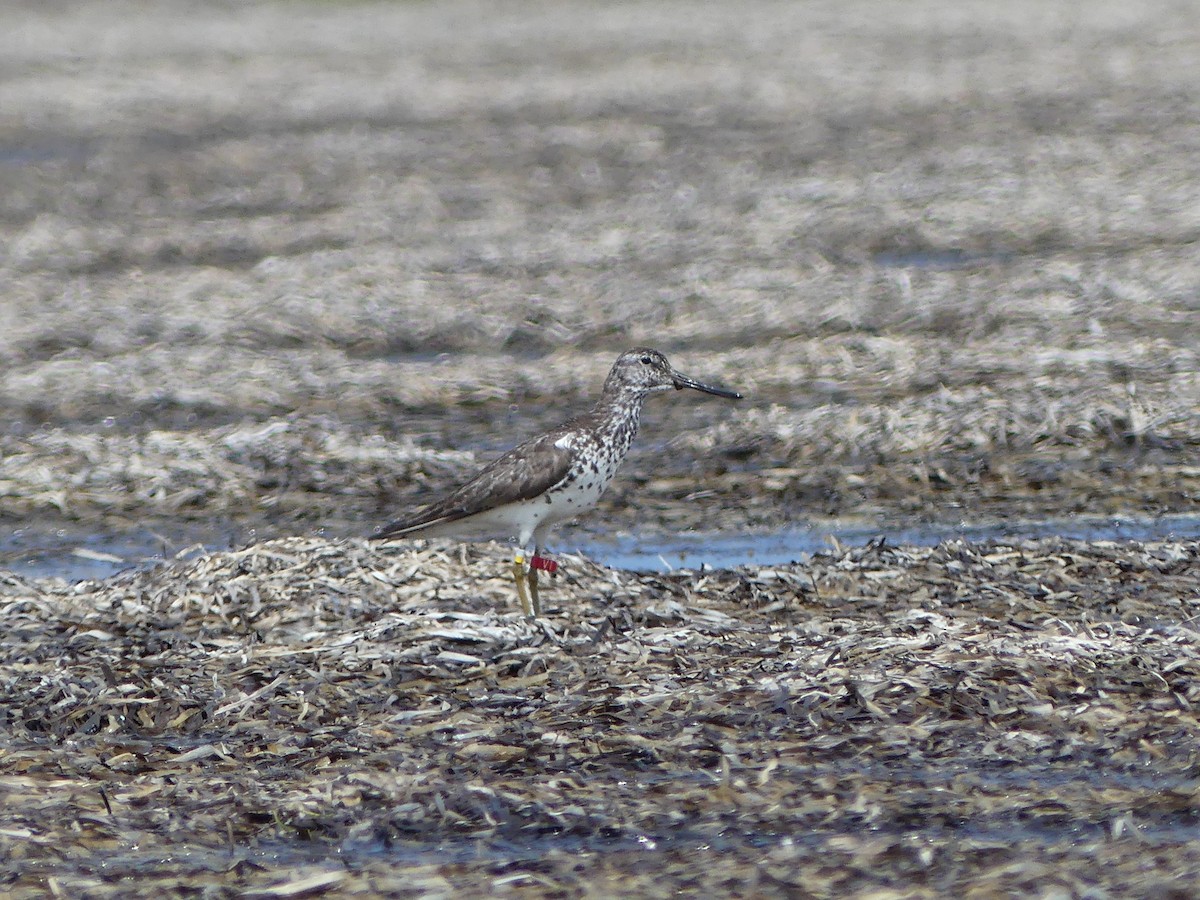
[373,429,574,539]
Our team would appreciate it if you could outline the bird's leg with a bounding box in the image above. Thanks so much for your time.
[528,545,543,616]
[512,551,533,617]
[529,550,559,617]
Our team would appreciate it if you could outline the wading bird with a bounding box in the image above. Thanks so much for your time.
[372,349,742,615]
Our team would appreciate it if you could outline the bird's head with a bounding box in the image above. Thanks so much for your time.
[604,348,743,399]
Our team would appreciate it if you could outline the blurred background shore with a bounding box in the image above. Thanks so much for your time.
[1,0,1196,554]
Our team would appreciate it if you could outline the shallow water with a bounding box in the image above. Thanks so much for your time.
[3,514,1198,582]
[581,513,1200,572]
[872,248,1015,269]
[0,525,228,582]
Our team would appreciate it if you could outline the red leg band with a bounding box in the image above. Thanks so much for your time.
[530,555,558,573]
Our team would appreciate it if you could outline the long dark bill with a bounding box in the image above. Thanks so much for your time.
[671,371,743,399]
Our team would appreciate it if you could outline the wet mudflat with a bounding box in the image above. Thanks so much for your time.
[2,0,1200,896]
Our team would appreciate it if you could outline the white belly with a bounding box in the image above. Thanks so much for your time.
[417,437,627,550]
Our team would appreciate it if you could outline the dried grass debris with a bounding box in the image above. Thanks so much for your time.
[1,535,1199,895]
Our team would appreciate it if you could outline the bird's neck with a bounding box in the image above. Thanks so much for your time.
[591,388,647,447]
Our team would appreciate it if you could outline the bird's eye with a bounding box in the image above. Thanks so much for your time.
[640,356,652,365]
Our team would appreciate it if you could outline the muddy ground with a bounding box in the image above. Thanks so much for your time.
[1,0,1199,896]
